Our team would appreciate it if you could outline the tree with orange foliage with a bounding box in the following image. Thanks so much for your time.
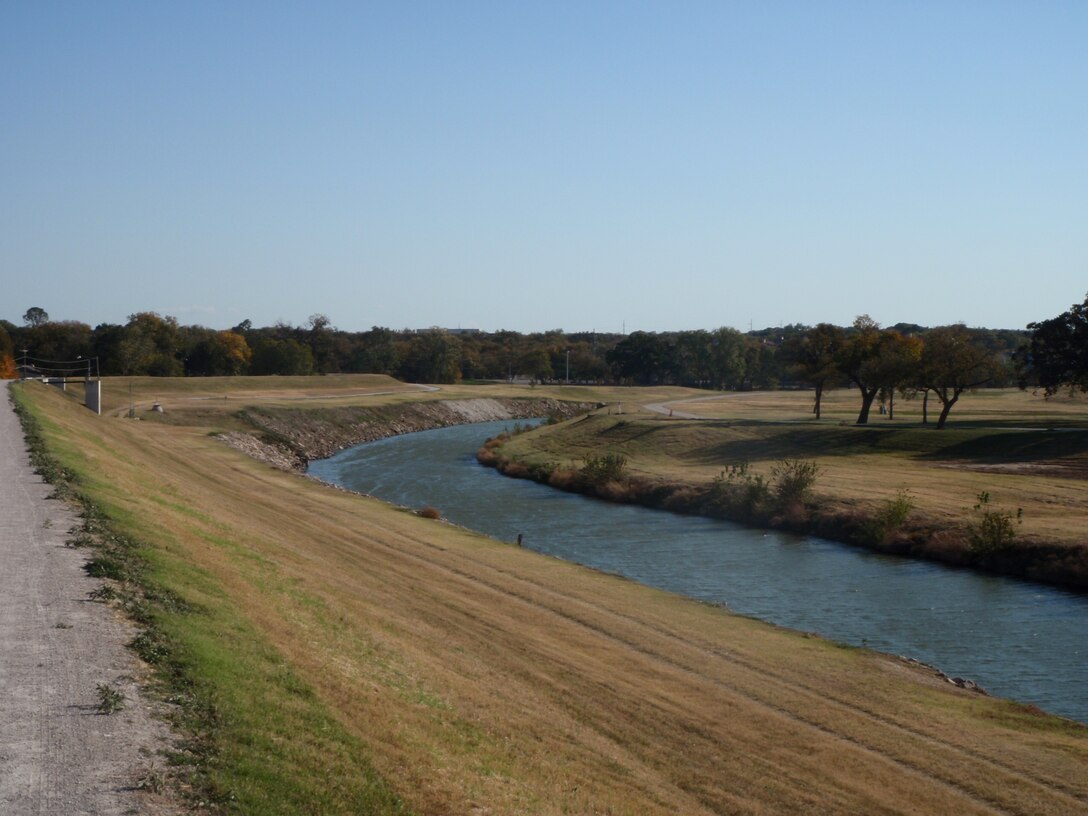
[0,323,17,379]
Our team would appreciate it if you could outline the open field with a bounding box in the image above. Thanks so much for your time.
[662,387,1088,428]
[97,374,703,417]
[498,389,1088,563]
[10,377,1088,814]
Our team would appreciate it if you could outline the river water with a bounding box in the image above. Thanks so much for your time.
[309,419,1088,723]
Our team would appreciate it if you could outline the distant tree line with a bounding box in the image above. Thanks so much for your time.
[2,294,1085,427]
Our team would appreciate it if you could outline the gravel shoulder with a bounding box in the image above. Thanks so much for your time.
[0,381,180,815]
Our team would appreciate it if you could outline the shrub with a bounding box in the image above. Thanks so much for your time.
[547,467,579,490]
[416,506,442,520]
[579,453,628,487]
[968,492,1022,554]
[771,459,819,508]
[868,490,914,544]
[711,462,770,519]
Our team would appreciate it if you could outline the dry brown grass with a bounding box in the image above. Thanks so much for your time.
[504,389,1088,550]
[21,380,1088,815]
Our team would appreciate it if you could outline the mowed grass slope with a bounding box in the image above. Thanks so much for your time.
[15,380,1088,815]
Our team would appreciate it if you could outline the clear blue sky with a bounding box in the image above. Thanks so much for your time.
[2,1,1085,333]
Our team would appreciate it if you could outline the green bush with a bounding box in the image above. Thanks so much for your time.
[712,462,769,518]
[867,490,914,544]
[771,459,819,508]
[579,453,628,487]
[968,492,1022,554]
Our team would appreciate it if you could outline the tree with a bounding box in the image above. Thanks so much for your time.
[837,316,886,424]
[350,327,400,374]
[23,306,49,327]
[250,337,315,375]
[118,312,184,376]
[400,329,462,384]
[0,323,16,378]
[707,328,747,390]
[187,330,252,376]
[671,330,712,387]
[874,332,923,420]
[307,313,341,373]
[607,332,670,385]
[783,323,845,419]
[517,348,554,383]
[1024,294,1088,395]
[22,320,92,364]
[920,325,996,429]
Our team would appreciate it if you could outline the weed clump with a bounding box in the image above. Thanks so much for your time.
[579,453,628,487]
[771,459,820,509]
[867,490,915,545]
[968,492,1022,555]
[96,682,126,714]
[710,462,770,519]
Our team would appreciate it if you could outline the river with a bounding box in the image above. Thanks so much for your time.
[308,419,1088,723]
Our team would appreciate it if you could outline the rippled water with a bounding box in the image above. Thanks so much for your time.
[309,419,1088,722]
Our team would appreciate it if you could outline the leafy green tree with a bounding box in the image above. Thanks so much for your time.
[250,337,315,375]
[22,306,49,327]
[307,313,342,373]
[400,329,462,383]
[1024,294,1088,395]
[188,330,253,376]
[19,320,93,365]
[920,325,997,429]
[350,326,401,374]
[707,327,747,390]
[782,323,845,419]
[670,330,712,387]
[607,332,671,385]
[517,348,554,383]
[837,316,887,424]
[875,332,923,420]
[118,313,184,376]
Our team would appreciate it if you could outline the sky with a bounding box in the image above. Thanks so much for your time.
[2,1,1086,334]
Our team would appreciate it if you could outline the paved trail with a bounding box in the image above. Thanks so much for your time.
[0,382,178,815]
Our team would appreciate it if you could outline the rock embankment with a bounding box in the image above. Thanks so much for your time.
[217,397,595,469]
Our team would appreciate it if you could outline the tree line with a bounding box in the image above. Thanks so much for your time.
[2,294,1085,427]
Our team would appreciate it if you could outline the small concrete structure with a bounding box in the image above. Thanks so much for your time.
[84,379,102,415]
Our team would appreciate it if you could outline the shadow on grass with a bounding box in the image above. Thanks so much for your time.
[672,422,1088,465]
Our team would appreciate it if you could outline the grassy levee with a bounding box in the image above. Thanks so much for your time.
[491,388,1088,589]
[12,379,1088,815]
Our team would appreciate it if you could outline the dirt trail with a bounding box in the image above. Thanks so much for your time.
[0,382,178,815]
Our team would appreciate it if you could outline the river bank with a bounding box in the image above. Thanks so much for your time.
[217,396,597,469]
[477,418,1088,592]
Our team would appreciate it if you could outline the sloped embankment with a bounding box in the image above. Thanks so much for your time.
[219,397,597,469]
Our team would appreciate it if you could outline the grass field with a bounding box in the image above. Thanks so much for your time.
[12,378,1088,814]
[498,388,1088,555]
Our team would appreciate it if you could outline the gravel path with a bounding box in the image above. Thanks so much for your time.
[0,382,179,815]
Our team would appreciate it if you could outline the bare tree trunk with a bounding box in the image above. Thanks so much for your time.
[922,389,929,424]
[856,387,878,424]
[813,384,823,419]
